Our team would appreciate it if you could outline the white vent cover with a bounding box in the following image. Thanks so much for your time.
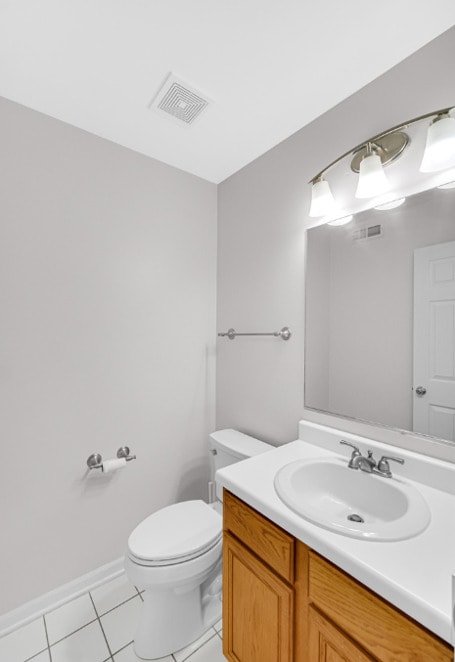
[149,73,212,125]
[353,224,383,241]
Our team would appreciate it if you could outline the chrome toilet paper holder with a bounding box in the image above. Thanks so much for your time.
[87,446,137,470]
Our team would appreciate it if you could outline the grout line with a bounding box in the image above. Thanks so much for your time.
[111,640,133,657]
[21,616,49,662]
[94,592,140,617]
[46,617,98,647]
[23,644,50,662]
[89,592,114,661]
[112,639,134,655]
[42,614,52,662]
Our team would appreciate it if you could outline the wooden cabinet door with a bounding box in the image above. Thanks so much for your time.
[309,551,453,662]
[308,606,376,662]
[223,532,294,662]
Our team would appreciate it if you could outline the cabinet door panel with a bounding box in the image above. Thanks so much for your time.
[309,606,375,662]
[223,532,293,662]
[309,552,453,662]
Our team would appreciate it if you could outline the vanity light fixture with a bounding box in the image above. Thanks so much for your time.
[309,176,336,217]
[308,106,454,221]
[355,143,391,199]
[374,196,406,211]
[327,215,353,226]
[435,168,455,189]
[437,180,455,189]
[420,112,455,172]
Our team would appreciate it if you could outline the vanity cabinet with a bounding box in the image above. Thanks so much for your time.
[223,490,453,662]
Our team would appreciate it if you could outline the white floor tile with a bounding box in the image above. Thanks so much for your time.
[45,593,97,644]
[173,629,216,662]
[213,618,222,632]
[91,574,138,616]
[0,617,47,662]
[114,641,173,661]
[50,621,110,662]
[185,634,226,661]
[100,595,142,654]
[27,651,51,662]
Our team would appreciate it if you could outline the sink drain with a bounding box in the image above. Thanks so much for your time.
[347,513,364,523]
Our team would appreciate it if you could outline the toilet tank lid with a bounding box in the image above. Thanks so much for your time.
[209,428,273,458]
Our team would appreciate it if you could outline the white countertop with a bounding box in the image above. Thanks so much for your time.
[216,424,455,644]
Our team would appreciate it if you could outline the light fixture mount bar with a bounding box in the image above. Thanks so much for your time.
[308,106,453,183]
[350,131,409,173]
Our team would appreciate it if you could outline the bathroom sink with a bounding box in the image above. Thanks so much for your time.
[274,458,430,541]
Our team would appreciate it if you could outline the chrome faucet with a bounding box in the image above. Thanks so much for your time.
[339,441,404,478]
[352,450,377,472]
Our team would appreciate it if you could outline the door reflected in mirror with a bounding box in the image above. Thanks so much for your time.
[305,186,455,443]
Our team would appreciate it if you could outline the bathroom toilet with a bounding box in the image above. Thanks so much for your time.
[125,429,273,660]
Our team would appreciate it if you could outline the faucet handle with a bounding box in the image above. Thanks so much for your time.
[377,455,405,477]
[339,440,361,457]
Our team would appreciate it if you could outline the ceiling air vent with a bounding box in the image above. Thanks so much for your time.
[149,73,212,125]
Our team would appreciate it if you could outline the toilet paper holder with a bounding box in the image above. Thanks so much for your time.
[87,446,137,470]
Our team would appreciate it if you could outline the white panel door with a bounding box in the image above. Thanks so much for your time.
[413,241,455,440]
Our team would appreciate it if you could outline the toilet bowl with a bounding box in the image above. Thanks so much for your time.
[125,429,273,660]
[126,500,222,659]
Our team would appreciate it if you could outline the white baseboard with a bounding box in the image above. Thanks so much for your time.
[0,557,124,638]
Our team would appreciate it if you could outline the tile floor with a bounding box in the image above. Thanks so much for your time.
[0,573,225,662]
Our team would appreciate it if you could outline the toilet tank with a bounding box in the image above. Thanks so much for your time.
[209,429,273,501]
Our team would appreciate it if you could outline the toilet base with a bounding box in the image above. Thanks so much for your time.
[133,584,221,660]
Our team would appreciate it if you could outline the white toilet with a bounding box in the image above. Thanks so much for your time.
[125,429,273,660]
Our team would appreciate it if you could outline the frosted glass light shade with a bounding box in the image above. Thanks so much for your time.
[309,178,336,217]
[374,196,405,210]
[355,153,390,199]
[327,215,353,226]
[438,180,455,189]
[420,115,455,172]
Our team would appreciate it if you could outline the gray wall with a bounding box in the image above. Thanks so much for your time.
[0,97,217,614]
[217,27,455,450]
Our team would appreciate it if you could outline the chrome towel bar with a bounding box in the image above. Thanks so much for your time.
[218,326,291,341]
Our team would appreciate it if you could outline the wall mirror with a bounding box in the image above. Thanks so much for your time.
[305,184,455,444]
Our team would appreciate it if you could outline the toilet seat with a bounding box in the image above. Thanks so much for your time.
[128,500,222,567]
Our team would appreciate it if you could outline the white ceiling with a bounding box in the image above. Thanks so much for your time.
[1,1,454,183]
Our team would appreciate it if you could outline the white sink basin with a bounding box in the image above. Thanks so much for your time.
[274,458,431,541]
